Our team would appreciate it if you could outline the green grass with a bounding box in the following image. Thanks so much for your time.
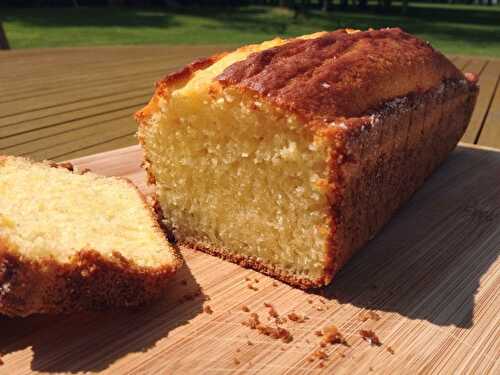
[1,3,500,57]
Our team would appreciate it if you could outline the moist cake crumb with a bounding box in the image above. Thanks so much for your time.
[242,312,260,329]
[287,312,306,323]
[359,330,382,346]
[359,311,381,322]
[314,350,328,360]
[247,283,258,291]
[322,325,348,346]
[263,303,279,318]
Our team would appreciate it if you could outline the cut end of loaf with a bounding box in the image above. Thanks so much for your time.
[140,85,333,285]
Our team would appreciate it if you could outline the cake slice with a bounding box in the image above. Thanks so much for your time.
[0,156,181,317]
[137,28,478,288]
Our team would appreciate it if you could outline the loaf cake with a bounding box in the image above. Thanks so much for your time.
[0,156,181,316]
[136,28,478,288]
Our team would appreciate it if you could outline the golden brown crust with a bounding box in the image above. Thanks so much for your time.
[0,157,182,317]
[135,53,227,123]
[0,246,178,317]
[322,77,479,281]
[178,241,324,289]
[216,28,463,122]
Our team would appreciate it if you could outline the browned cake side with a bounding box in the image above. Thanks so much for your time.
[326,79,478,278]
[0,248,178,316]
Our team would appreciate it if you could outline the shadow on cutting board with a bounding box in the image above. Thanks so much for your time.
[0,262,204,373]
[320,145,500,329]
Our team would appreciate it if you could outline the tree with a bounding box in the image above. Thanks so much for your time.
[321,0,332,12]
[402,0,409,14]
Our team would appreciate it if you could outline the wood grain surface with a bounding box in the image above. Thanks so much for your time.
[0,144,499,375]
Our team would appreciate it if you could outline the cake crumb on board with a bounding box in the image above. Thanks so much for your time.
[322,325,349,346]
[359,330,382,346]
[359,311,381,322]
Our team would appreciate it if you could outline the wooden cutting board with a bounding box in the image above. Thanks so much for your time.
[1,144,499,375]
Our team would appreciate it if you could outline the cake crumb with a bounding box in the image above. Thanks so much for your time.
[272,281,278,287]
[203,305,213,314]
[233,358,240,365]
[242,314,293,343]
[247,340,253,346]
[359,311,381,322]
[254,278,260,283]
[322,325,348,346]
[242,312,260,329]
[236,348,241,353]
[241,305,250,312]
[247,283,258,291]
[314,350,328,360]
[306,339,311,344]
[307,356,314,362]
[369,366,374,371]
[359,330,382,346]
[314,330,323,337]
[245,276,251,281]
[319,362,325,368]
[307,298,313,304]
[387,346,395,354]
[281,346,286,351]
[287,312,306,323]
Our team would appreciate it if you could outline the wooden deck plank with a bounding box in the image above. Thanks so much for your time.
[477,74,500,148]
[461,60,500,144]
[2,108,134,156]
[0,46,226,95]
[0,87,151,127]
[0,94,147,142]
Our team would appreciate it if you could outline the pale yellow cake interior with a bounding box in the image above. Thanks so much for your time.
[0,157,175,267]
[140,36,332,280]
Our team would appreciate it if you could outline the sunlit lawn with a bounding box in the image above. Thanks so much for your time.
[2,3,499,56]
